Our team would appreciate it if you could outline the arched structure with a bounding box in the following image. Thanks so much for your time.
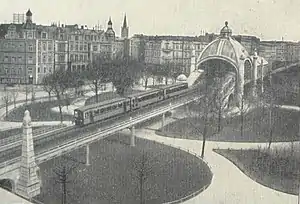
[195,21,268,107]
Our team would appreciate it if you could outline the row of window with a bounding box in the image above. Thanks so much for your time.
[70,54,88,62]
[2,43,34,51]
[3,56,35,64]
[72,35,105,42]
[137,92,162,102]
[2,67,33,75]
[166,85,187,94]
[84,102,124,118]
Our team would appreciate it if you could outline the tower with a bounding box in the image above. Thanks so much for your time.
[105,17,115,41]
[121,14,129,39]
[25,9,32,23]
[16,110,41,199]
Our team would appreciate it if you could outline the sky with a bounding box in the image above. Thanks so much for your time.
[0,0,300,41]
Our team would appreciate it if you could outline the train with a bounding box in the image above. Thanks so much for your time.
[74,82,189,126]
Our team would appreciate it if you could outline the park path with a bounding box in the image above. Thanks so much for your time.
[134,104,300,204]
[135,129,297,204]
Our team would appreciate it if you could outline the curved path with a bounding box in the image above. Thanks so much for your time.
[135,104,300,204]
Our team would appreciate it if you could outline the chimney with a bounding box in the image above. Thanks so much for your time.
[81,25,84,29]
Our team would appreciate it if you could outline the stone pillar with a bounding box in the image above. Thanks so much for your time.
[252,52,258,97]
[130,126,135,147]
[161,113,165,128]
[236,57,245,108]
[16,110,40,199]
[86,144,90,166]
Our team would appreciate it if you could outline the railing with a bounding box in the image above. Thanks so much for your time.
[0,124,68,151]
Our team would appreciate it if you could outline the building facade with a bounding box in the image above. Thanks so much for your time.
[0,10,129,84]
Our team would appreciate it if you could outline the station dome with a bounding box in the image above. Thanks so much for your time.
[177,74,187,81]
[198,21,250,69]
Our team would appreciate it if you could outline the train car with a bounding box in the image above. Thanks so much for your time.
[74,97,130,126]
[161,82,189,99]
[128,89,164,110]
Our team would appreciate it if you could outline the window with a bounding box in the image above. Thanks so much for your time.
[28,56,33,64]
[93,45,97,51]
[43,43,47,51]
[43,55,46,63]
[44,67,47,73]
[79,55,83,61]
[80,45,83,51]
[48,56,52,62]
[27,32,33,38]
[72,65,76,71]
[12,57,16,62]
[75,36,79,41]
[84,45,87,50]
[42,32,47,39]
[28,44,33,51]
[84,55,87,61]
[70,44,73,51]
[75,55,78,62]
[70,54,74,61]
[59,55,65,62]
[60,34,64,40]
[38,67,40,73]
[75,44,78,50]
[18,56,22,62]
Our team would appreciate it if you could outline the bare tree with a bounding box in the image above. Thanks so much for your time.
[42,74,54,101]
[185,74,220,158]
[87,55,110,103]
[53,156,84,204]
[11,90,18,108]
[131,150,156,204]
[1,91,12,118]
[50,70,71,123]
[24,85,31,104]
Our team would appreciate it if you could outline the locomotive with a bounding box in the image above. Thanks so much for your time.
[74,82,188,126]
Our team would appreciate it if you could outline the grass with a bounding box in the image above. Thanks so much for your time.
[35,134,212,204]
[85,89,145,106]
[157,106,300,142]
[214,148,300,195]
[5,99,74,122]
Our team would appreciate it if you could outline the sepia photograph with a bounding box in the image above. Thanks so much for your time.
[0,0,299,203]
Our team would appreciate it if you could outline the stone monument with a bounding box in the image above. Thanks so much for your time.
[16,110,41,199]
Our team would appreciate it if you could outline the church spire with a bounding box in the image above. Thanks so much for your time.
[122,14,127,28]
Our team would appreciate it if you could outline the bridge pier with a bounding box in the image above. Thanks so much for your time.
[16,110,40,199]
[130,126,135,147]
[161,113,165,128]
[86,144,90,166]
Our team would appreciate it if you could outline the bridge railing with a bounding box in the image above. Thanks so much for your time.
[0,124,67,147]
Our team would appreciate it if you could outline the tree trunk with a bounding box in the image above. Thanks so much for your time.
[268,107,273,150]
[145,78,148,90]
[165,77,168,85]
[95,82,99,103]
[201,123,207,158]
[140,172,143,204]
[240,99,244,138]
[5,103,8,118]
[13,99,16,108]
[152,77,155,86]
[48,92,51,102]
[218,107,222,132]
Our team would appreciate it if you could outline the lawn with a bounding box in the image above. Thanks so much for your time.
[157,107,300,142]
[5,99,74,122]
[214,148,300,195]
[85,89,145,106]
[35,134,212,204]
